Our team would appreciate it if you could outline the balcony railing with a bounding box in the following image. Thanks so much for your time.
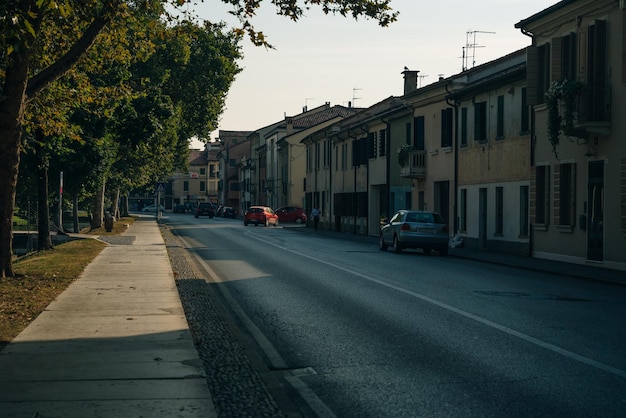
[575,83,611,136]
[400,149,427,179]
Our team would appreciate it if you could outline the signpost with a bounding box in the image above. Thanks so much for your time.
[155,182,165,221]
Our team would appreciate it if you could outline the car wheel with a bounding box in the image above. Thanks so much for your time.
[393,235,403,253]
[274,219,279,227]
[264,218,268,227]
[439,246,449,256]
[194,215,199,218]
[295,217,303,224]
[244,221,248,226]
[379,234,388,251]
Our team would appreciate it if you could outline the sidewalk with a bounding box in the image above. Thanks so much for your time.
[286,224,626,287]
[0,216,216,418]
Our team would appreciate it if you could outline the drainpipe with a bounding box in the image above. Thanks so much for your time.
[445,85,459,235]
[519,27,535,257]
[381,116,392,224]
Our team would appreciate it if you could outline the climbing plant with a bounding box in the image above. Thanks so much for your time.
[544,79,584,157]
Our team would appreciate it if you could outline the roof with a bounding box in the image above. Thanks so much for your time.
[515,0,581,29]
[188,149,207,166]
[290,105,361,129]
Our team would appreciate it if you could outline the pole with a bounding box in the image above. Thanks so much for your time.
[58,171,63,232]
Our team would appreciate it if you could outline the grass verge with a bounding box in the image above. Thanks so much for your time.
[0,216,135,351]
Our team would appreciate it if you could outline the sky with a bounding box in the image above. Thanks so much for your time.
[187,0,555,146]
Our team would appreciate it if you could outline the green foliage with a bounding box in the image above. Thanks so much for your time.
[544,79,584,158]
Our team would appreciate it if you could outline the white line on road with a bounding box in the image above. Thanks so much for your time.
[247,232,626,380]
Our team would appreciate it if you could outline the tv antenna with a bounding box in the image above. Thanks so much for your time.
[418,75,429,87]
[462,30,495,71]
[303,97,315,111]
[352,87,362,106]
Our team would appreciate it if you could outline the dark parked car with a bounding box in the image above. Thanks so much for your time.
[243,206,279,227]
[222,206,237,219]
[275,206,307,224]
[195,202,215,218]
[379,210,450,255]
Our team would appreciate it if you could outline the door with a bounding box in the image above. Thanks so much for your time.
[587,161,604,261]
[479,188,487,249]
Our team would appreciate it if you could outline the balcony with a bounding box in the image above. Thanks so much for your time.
[575,85,611,136]
[400,149,427,179]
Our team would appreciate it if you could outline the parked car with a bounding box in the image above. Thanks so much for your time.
[379,210,449,255]
[215,205,224,217]
[141,204,164,212]
[243,206,279,227]
[195,202,215,218]
[275,206,307,224]
[222,206,237,219]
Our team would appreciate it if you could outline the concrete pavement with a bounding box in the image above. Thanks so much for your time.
[0,216,216,418]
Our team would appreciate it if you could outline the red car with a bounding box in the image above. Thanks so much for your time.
[275,206,307,224]
[243,206,279,227]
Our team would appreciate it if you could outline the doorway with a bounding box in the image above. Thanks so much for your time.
[479,188,487,249]
[587,161,604,261]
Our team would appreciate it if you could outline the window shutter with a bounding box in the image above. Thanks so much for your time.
[552,37,562,82]
[578,24,588,82]
[622,10,626,84]
[526,46,539,106]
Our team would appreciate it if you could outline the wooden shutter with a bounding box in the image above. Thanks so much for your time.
[552,37,562,82]
[526,46,539,106]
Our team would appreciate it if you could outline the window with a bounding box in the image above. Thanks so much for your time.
[520,186,529,237]
[306,147,311,172]
[534,165,550,225]
[200,181,205,192]
[441,108,453,147]
[229,159,236,167]
[352,138,367,166]
[521,88,529,133]
[460,189,467,232]
[405,122,411,145]
[378,129,386,157]
[414,116,425,150]
[183,181,189,192]
[367,132,377,159]
[323,139,330,167]
[418,191,425,211]
[460,107,468,147]
[341,143,348,170]
[315,142,320,170]
[555,163,576,227]
[474,101,487,142]
[495,187,503,235]
[496,95,504,140]
[200,168,206,175]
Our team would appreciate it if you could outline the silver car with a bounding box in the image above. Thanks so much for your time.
[379,210,450,255]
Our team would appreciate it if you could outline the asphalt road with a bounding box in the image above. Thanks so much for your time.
[167,213,626,417]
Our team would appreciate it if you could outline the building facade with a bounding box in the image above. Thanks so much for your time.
[516,0,626,270]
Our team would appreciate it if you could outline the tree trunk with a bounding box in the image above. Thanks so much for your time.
[91,180,105,229]
[111,187,120,219]
[36,140,53,251]
[72,193,80,233]
[0,50,30,278]
[121,194,129,217]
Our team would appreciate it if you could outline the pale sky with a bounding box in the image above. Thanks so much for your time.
[188,0,555,146]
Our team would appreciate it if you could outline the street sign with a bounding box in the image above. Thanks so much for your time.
[155,182,165,192]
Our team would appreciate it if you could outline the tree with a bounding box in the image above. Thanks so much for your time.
[0,0,397,278]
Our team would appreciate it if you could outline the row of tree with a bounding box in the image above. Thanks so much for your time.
[0,0,397,279]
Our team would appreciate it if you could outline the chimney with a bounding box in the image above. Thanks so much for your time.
[402,68,420,95]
